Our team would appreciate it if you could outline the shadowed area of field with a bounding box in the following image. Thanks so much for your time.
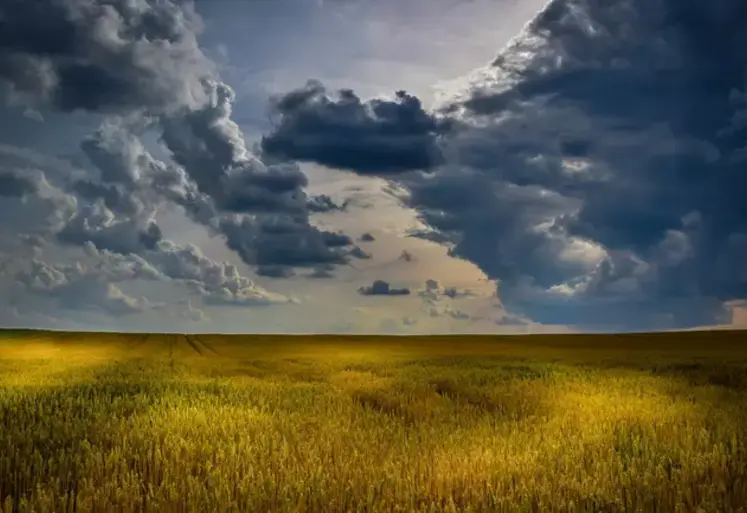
[1,329,746,512]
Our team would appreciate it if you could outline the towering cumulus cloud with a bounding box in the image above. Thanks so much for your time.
[267,0,747,330]
[0,0,353,326]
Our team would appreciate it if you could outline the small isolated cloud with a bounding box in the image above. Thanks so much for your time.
[307,194,348,213]
[350,246,372,260]
[398,250,415,262]
[425,279,439,291]
[423,303,471,320]
[443,286,473,299]
[418,279,473,320]
[447,309,471,320]
[307,265,336,279]
[420,279,473,300]
[358,280,411,296]
[406,229,454,246]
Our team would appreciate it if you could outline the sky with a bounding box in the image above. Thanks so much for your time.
[0,0,745,334]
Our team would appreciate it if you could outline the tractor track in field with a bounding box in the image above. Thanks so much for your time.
[184,334,221,357]
[124,333,221,357]
[191,335,221,356]
[183,334,204,356]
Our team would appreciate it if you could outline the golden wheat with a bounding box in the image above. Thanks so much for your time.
[1,330,746,512]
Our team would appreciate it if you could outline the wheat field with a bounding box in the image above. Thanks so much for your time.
[1,329,746,512]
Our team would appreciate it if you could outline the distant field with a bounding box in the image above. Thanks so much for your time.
[1,330,746,512]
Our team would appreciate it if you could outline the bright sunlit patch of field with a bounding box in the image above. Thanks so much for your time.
[0,331,134,388]
[1,329,746,512]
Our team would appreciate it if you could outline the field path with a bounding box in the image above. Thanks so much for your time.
[120,333,223,359]
[191,335,221,356]
[183,334,204,356]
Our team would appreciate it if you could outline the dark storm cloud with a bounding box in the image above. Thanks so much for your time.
[0,172,37,197]
[158,80,353,269]
[218,215,350,270]
[160,81,309,212]
[261,80,445,175]
[0,0,213,113]
[71,181,143,216]
[446,0,746,329]
[358,280,410,296]
[277,0,747,330]
[416,0,747,330]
